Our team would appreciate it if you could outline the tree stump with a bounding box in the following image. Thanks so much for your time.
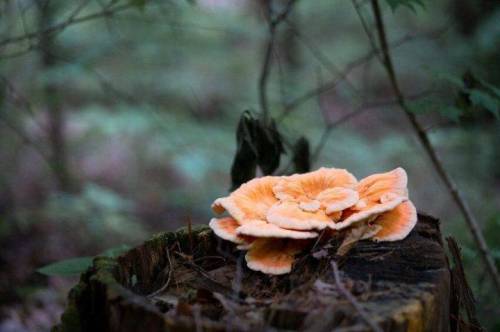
[54,214,452,332]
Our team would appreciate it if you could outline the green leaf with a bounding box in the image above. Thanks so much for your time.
[37,244,131,277]
[408,98,464,122]
[37,257,93,277]
[479,80,500,99]
[101,244,131,258]
[469,90,500,119]
[385,0,425,12]
[435,72,465,89]
[129,0,146,11]
[439,106,464,122]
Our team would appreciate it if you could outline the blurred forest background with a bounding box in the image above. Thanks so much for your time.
[0,0,499,330]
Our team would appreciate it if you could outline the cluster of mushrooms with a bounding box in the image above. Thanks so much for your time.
[209,167,417,275]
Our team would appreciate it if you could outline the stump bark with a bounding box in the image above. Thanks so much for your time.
[54,214,453,332]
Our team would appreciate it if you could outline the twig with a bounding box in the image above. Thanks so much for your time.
[258,0,299,122]
[277,27,449,122]
[352,0,383,65]
[368,0,500,293]
[285,21,360,96]
[0,2,134,51]
[310,91,431,164]
[331,261,383,332]
[187,216,193,255]
[147,246,174,298]
[447,237,484,332]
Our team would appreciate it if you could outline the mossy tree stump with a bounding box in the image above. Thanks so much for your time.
[54,215,454,331]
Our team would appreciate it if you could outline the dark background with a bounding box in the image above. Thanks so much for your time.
[0,0,499,330]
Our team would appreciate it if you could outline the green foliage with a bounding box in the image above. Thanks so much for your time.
[385,0,425,12]
[469,90,500,119]
[129,0,147,11]
[37,257,93,277]
[101,244,132,258]
[408,98,464,122]
[414,72,500,121]
[45,183,146,242]
[37,244,132,277]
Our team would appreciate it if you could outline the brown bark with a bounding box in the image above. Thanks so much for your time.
[54,215,460,332]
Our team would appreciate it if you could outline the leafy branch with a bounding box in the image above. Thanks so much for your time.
[367,0,500,293]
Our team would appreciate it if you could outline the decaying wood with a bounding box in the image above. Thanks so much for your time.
[54,215,454,332]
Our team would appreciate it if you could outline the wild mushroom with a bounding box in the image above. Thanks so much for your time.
[209,166,417,276]
[245,238,310,275]
[209,175,319,269]
[267,168,359,230]
[332,168,409,230]
[236,219,318,239]
[370,200,417,242]
[267,201,336,230]
[211,176,281,225]
[209,217,246,244]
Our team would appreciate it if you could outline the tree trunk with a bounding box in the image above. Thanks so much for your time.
[37,0,74,192]
[54,215,455,332]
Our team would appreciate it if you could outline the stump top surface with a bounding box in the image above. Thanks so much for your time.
[56,214,450,332]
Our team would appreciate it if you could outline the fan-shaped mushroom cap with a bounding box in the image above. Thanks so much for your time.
[330,168,409,230]
[209,217,247,244]
[328,210,343,222]
[211,199,226,215]
[273,168,358,202]
[211,176,280,224]
[267,201,335,230]
[245,239,308,275]
[331,195,406,230]
[236,220,318,239]
[317,187,359,214]
[371,200,417,242]
[356,167,408,203]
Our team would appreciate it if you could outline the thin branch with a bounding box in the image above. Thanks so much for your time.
[352,0,383,65]
[146,246,173,298]
[0,2,133,51]
[276,26,449,122]
[258,0,299,123]
[331,261,383,332]
[369,0,500,294]
[284,20,360,96]
[310,90,432,164]
[0,116,60,178]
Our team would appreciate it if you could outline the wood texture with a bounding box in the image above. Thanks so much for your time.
[53,215,452,332]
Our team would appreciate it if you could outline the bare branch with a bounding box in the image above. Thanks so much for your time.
[331,261,383,332]
[368,0,500,294]
[0,2,134,52]
[276,26,449,122]
[258,0,299,122]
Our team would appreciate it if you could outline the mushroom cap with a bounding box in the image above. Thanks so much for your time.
[328,210,343,222]
[267,201,335,231]
[236,219,318,239]
[273,168,358,201]
[371,200,417,242]
[316,187,359,214]
[245,238,308,275]
[211,176,280,224]
[211,199,226,215]
[357,167,408,203]
[209,217,246,244]
[330,195,407,230]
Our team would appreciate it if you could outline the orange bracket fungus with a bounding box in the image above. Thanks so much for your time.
[210,167,418,275]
